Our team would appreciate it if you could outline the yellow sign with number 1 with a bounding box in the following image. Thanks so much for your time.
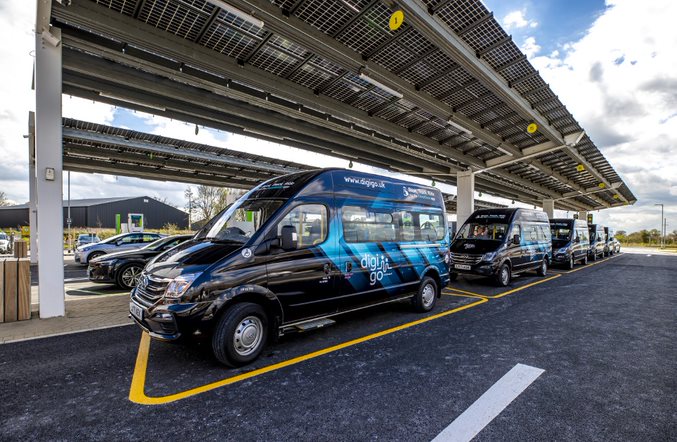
[389,10,404,31]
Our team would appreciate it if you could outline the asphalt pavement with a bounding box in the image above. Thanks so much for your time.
[1,252,675,441]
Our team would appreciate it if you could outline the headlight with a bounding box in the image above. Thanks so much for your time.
[482,252,497,261]
[557,247,570,254]
[164,273,202,299]
[94,259,116,266]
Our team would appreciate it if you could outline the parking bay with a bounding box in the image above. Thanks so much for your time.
[1,252,675,441]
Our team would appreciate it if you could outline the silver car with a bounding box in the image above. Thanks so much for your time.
[0,232,9,254]
[74,232,162,265]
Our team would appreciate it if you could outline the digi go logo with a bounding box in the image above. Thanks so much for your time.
[360,253,391,286]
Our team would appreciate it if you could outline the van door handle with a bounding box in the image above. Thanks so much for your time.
[345,262,352,272]
[323,263,331,274]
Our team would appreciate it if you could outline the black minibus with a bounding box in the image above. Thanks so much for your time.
[130,169,450,366]
[550,218,590,269]
[588,224,606,261]
[449,208,552,286]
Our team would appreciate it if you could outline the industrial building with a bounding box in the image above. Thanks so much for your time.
[0,196,188,229]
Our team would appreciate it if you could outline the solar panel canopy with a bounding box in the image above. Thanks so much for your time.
[47,0,636,212]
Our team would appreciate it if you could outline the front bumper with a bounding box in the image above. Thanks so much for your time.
[129,290,212,341]
[552,252,571,264]
[450,260,498,277]
[88,261,115,283]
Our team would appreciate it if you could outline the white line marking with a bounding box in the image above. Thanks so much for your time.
[432,363,545,442]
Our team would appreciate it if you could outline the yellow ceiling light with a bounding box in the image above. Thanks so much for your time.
[389,10,404,31]
[527,123,538,133]
[576,164,585,172]
[598,183,606,189]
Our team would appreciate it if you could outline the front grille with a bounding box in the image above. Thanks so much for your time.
[450,253,482,265]
[132,273,170,307]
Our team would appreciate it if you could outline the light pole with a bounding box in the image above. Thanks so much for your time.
[654,203,664,248]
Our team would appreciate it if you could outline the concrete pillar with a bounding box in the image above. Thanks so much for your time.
[35,27,65,318]
[28,112,38,264]
[543,199,554,219]
[456,170,475,228]
[578,211,588,222]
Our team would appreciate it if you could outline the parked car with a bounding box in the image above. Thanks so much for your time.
[604,227,617,256]
[613,237,622,254]
[130,169,451,367]
[449,208,551,286]
[588,224,606,261]
[0,232,9,254]
[550,218,590,269]
[88,234,193,289]
[75,232,163,265]
[76,233,101,249]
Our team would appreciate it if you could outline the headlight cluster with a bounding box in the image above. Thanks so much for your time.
[164,273,201,299]
[482,252,496,261]
[557,247,570,254]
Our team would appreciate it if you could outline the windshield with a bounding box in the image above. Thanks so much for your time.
[551,227,572,241]
[456,222,509,241]
[101,233,126,244]
[198,198,284,243]
[0,234,7,240]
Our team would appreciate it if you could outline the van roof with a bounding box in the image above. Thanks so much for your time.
[249,168,445,207]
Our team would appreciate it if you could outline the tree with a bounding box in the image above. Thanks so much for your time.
[189,186,246,223]
[0,191,10,207]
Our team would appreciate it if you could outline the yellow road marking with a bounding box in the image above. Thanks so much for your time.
[129,254,619,405]
[129,298,488,405]
[564,254,618,274]
[487,274,560,299]
[444,287,488,298]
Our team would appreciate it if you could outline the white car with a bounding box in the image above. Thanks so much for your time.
[0,232,9,254]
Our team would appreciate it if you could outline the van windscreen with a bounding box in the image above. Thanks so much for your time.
[201,199,284,243]
[551,226,571,241]
[456,222,508,241]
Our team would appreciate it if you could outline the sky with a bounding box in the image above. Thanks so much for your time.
[0,0,675,233]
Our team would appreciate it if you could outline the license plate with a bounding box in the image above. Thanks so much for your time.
[454,264,471,270]
[130,302,144,320]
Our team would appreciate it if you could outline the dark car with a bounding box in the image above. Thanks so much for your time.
[449,208,551,286]
[588,224,606,261]
[130,169,451,367]
[550,218,590,269]
[88,235,193,289]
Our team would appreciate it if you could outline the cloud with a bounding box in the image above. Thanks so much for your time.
[502,10,538,30]
[526,0,677,231]
[521,36,541,58]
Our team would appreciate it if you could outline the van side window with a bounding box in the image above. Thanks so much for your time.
[276,204,327,248]
[342,206,396,243]
[418,213,446,241]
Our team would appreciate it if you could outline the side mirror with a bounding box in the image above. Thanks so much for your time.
[280,225,297,251]
[512,234,521,244]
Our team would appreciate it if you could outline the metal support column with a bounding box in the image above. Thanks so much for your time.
[35,26,65,318]
[543,199,554,219]
[28,112,39,264]
[457,170,475,228]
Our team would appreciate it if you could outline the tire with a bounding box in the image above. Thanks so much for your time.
[87,251,105,263]
[591,251,597,262]
[212,302,268,367]
[448,272,458,282]
[495,263,511,287]
[413,276,438,312]
[567,255,575,270]
[582,254,588,265]
[116,263,144,290]
[537,258,548,276]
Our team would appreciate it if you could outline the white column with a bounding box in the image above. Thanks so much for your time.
[543,199,554,219]
[578,211,588,222]
[456,170,475,228]
[35,27,65,318]
[28,112,39,264]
